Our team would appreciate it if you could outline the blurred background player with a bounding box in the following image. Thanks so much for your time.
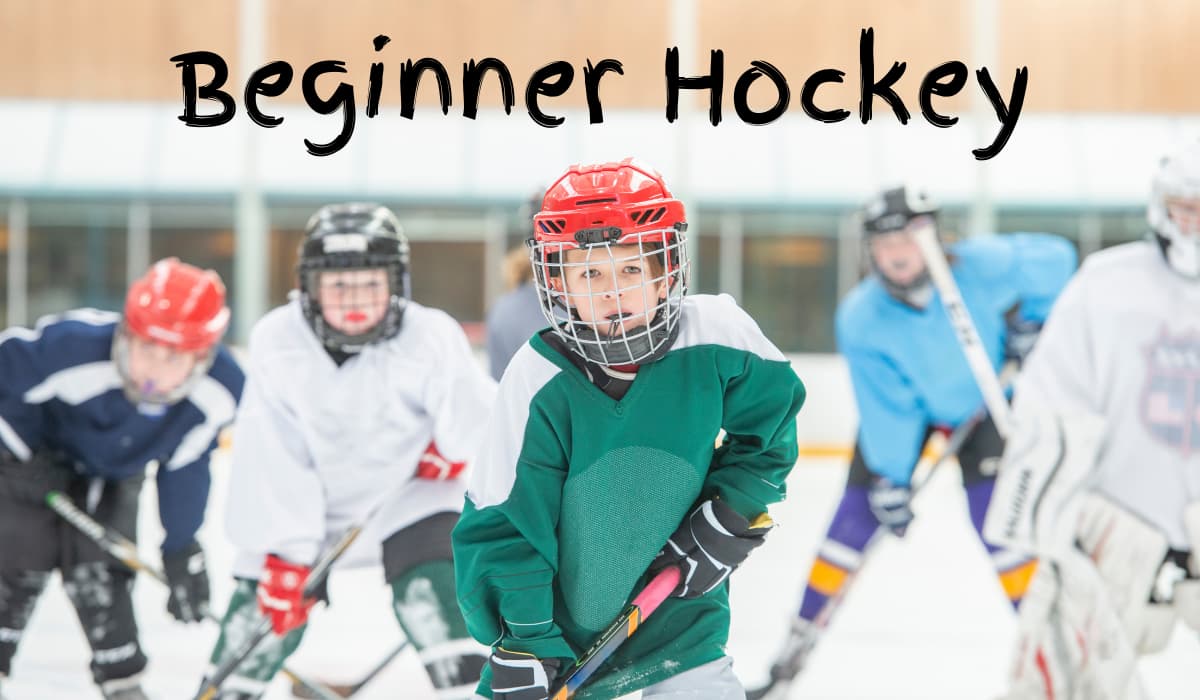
[485,247,546,381]
[485,191,554,381]
[452,159,806,700]
[0,258,242,700]
[984,143,1200,699]
[753,186,1078,697]
[203,203,496,700]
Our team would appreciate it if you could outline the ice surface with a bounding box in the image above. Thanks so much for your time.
[6,455,1197,699]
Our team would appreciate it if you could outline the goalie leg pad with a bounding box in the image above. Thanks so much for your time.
[1006,552,1142,700]
[1174,580,1200,631]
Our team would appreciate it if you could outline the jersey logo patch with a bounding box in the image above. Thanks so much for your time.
[1140,327,1200,456]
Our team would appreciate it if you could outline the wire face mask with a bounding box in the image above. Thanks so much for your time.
[529,159,691,367]
[531,232,688,367]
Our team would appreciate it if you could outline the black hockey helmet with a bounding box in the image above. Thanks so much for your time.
[297,203,411,354]
[861,185,938,236]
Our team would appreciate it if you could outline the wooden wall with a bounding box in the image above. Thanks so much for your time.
[2,0,1198,112]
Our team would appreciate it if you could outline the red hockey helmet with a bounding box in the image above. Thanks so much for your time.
[532,157,687,266]
[123,257,230,352]
[529,158,689,366]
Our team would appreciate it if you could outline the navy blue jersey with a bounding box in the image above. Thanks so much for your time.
[0,309,244,554]
[836,233,1077,485]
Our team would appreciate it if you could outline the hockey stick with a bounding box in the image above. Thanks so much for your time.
[745,404,988,700]
[43,490,343,700]
[193,478,409,700]
[287,639,410,699]
[547,565,681,700]
[915,225,1144,699]
[911,222,1012,437]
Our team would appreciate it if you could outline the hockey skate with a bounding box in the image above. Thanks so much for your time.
[100,682,150,700]
[745,617,820,700]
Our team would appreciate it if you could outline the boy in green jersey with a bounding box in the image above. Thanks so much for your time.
[452,159,806,699]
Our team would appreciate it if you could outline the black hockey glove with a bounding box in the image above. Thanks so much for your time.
[489,647,561,700]
[867,476,914,537]
[163,539,210,623]
[0,450,76,506]
[649,498,773,599]
[1004,307,1044,365]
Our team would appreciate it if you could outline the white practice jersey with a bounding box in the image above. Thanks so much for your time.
[1008,241,1200,548]
[225,300,497,575]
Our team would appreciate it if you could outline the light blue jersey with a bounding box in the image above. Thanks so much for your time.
[836,233,1077,484]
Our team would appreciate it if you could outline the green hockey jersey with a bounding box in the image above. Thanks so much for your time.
[452,294,806,698]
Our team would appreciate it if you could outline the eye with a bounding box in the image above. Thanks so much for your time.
[580,269,600,279]
[622,265,643,274]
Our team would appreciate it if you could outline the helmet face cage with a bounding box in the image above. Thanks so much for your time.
[530,228,688,366]
[112,324,218,407]
[297,203,411,354]
[299,254,408,354]
[1149,145,1200,279]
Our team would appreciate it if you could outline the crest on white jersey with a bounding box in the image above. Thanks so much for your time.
[1140,326,1200,456]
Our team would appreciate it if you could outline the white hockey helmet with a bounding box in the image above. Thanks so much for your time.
[1148,141,1200,279]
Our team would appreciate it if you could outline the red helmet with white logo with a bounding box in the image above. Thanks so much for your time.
[123,257,230,352]
[115,258,229,406]
[529,158,689,366]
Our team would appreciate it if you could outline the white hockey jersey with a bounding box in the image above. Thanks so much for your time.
[998,241,1200,549]
[225,300,497,577]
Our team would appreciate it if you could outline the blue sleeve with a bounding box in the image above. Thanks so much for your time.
[0,327,49,459]
[157,347,244,555]
[836,309,928,485]
[0,313,115,459]
[157,447,213,555]
[1005,233,1078,323]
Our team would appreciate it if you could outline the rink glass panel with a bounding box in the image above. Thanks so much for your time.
[740,210,840,354]
[24,200,128,321]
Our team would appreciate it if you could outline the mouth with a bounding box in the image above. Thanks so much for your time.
[344,311,368,323]
[596,312,642,337]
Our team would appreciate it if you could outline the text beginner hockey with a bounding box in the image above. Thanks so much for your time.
[171,28,1028,161]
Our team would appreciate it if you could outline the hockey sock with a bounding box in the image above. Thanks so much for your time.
[0,570,51,676]
[390,559,486,696]
[965,480,1037,608]
[206,579,306,698]
[61,563,147,686]
[799,486,876,620]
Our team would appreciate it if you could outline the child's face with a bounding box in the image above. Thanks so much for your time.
[1166,197,1200,238]
[317,268,390,335]
[556,244,668,336]
[124,334,200,402]
[868,216,930,287]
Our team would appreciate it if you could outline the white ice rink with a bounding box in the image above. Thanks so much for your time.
[6,453,1198,699]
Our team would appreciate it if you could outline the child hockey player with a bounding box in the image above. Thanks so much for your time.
[0,258,243,700]
[452,158,807,699]
[203,203,496,699]
[753,186,1077,698]
[984,142,1200,699]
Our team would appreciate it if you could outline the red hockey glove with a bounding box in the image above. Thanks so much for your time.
[415,440,466,480]
[256,554,316,635]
